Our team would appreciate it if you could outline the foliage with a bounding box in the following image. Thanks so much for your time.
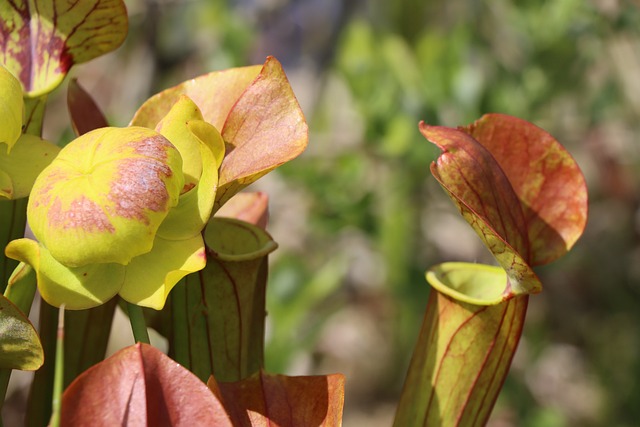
[0,0,620,426]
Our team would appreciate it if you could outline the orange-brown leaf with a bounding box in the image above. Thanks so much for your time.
[461,113,587,265]
[60,343,233,426]
[130,57,308,210]
[208,370,345,427]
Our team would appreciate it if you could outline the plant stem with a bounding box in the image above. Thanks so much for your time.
[170,278,190,368]
[0,198,28,293]
[49,305,65,427]
[126,301,150,344]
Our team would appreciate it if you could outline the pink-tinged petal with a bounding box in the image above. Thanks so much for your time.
[28,127,184,267]
[216,57,308,207]
[129,65,262,130]
[129,57,308,211]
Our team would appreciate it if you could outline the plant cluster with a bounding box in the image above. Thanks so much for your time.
[0,1,587,426]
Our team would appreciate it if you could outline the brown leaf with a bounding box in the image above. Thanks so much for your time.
[208,370,345,427]
[67,79,109,136]
[61,343,233,426]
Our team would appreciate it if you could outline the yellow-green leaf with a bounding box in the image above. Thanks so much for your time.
[0,294,43,370]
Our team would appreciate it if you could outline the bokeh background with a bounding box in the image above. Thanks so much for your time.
[27,0,640,425]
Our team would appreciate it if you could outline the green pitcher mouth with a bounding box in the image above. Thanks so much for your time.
[426,262,510,306]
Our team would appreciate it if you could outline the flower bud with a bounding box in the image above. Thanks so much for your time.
[28,127,184,267]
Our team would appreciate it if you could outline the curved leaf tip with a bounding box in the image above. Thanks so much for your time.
[422,114,587,299]
[461,113,587,265]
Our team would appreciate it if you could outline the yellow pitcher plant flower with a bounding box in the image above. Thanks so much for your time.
[6,96,225,310]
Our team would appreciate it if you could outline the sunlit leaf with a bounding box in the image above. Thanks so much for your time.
[60,343,233,426]
[0,294,43,370]
[0,0,128,97]
[129,64,262,131]
[424,122,541,299]
[67,78,108,136]
[216,57,308,207]
[208,370,345,427]
[421,114,587,300]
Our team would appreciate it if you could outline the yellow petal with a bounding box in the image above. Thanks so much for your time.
[157,115,225,240]
[5,239,124,309]
[118,235,206,310]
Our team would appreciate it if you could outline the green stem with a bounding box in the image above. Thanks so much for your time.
[0,370,10,417]
[49,306,65,427]
[0,198,28,293]
[126,301,150,344]
[170,278,190,368]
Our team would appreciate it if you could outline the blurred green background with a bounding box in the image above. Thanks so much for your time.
[32,0,640,425]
